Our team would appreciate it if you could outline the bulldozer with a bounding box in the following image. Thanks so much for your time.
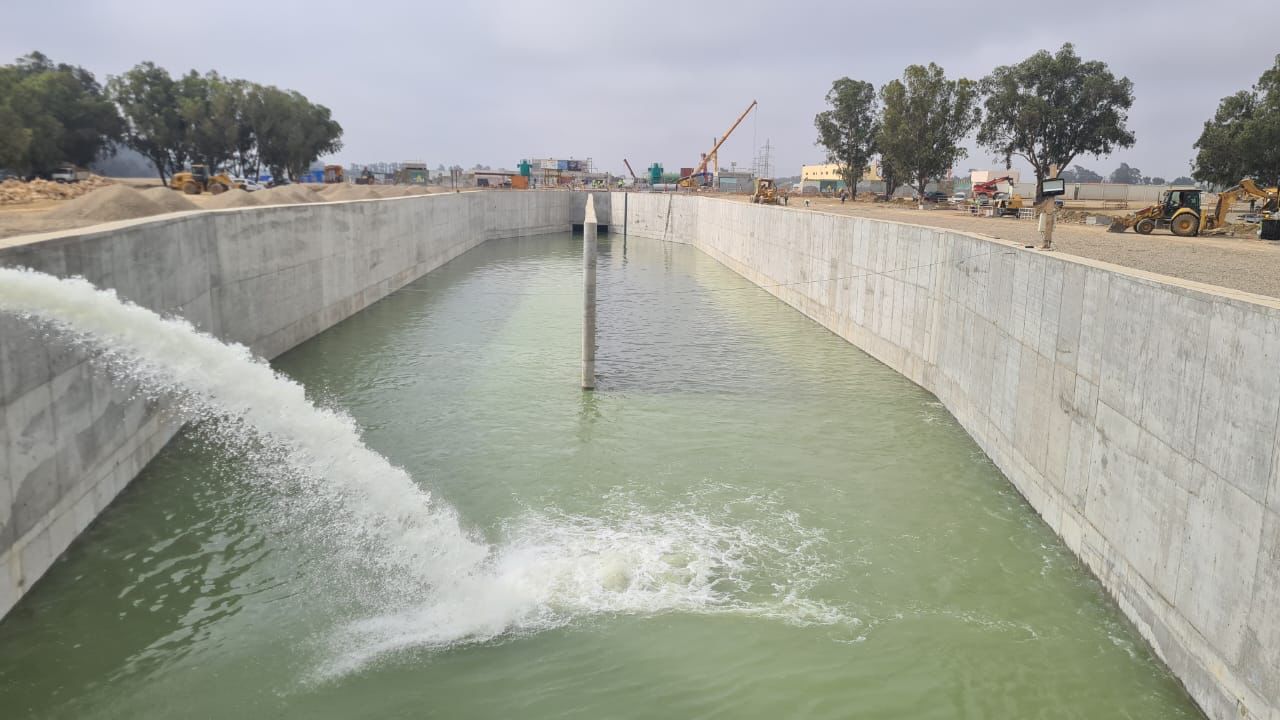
[1108,179,1279,237]
[750,178,780,205]
[353,168,376,185]
[169,164,236,195]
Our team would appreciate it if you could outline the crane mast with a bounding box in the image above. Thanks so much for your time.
[682,100,758,186]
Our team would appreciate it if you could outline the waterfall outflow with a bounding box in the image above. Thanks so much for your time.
[0,267,852,675]
[0,267,489,589]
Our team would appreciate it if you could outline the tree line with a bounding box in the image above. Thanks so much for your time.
[815,44,1134,201]
[815,45,1280,199]
[1193,55,1280,188]
[1058,163,1194,187]
[0,52,343,183]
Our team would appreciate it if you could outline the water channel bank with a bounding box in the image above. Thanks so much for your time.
[0,191,589,618]
[0,233,1199,718]
[612,192,1278,720]
[0,190,1274,718]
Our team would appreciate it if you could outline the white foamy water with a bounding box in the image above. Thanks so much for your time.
[0,267,851,674]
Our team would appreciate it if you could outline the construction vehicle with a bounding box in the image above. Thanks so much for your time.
[972,175,1015,200]
[1108,179,1279,237]
[992,193,1025,217]
[50,165,89,183]
[678,100,757,189]
[750,178,781,205]
[353,167,376,185]
[623,158,648,188]
[169,164,236,195]
[323,165,345,184]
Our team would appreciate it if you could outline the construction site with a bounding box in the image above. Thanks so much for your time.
[4,16,1280,720]
[3,95,1277,299]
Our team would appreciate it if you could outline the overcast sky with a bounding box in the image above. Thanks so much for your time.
[3,1,1276,179]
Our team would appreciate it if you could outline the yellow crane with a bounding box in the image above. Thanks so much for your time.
[678,100,757,188]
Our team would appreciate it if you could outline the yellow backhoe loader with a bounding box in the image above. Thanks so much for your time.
[750,178,781,205]
[169,164,237,195]
[1108,179,1278,237]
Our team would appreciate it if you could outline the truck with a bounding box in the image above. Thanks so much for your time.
[50,165,89,183]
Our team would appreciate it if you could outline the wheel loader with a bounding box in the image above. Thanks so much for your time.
[750,178,780,205]
[169,164,236,195]
[1108,180,1279,237]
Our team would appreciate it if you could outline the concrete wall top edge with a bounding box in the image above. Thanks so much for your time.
[670,195,1280,314]
[0,190,595,256]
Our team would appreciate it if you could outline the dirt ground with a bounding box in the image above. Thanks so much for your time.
[749,196,1280,300]
[5,185,1278,299]
[0,179,438,245]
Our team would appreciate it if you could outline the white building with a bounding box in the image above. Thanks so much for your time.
[970,169,1021,185]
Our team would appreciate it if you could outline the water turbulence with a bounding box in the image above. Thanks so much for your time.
[0,238,1204,718]
[0,266,845,678]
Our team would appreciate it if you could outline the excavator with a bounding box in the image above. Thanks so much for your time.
[1108,179,1279,237]
[678,100,757,189]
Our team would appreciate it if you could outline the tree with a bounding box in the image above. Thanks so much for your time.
[247,85,342,181]
[1193,54,1280,187]
[1149,176,1166,186]
[0,52,122,176]
[880,156,900,198]
[1171,176,1195,185]
[814,77,879,192]
[878,63,981,204]
[176,71,244,175]
[108,62,186,182]
[1060,164,1103,183]
[1109,163,1142,184]
[977,43,1135,199]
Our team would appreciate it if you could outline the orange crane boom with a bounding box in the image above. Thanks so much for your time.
[682,100,757,185]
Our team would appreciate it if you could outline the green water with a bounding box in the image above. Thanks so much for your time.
[0,233,1200,718]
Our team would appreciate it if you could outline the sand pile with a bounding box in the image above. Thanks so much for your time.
[47,185,166,223]
[325,185,380,201]
[140,186,199,212]
[257,185,319,205]
[402,186,432,196]
[0,175,114,205]
[204,190,265,209]
[318,184,346,197]
[291,185,324,202]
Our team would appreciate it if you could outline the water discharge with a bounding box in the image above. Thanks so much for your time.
[0,235,1203,718]
[0,265,846,679]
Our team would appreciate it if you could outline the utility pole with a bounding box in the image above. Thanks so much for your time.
[581,194,598,390]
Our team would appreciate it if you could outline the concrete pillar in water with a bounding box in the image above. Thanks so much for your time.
[581,194,598,390]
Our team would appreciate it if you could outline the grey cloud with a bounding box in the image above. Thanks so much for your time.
[2,0,1274,179]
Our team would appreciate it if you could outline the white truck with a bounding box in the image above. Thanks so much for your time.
[50,165,89,183]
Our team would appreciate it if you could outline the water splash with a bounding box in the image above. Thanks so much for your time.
[0,267,853,676]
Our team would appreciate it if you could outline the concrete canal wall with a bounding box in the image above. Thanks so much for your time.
[0,190,575,619]
[3,186,1275,719]
[612,192,1279,720]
